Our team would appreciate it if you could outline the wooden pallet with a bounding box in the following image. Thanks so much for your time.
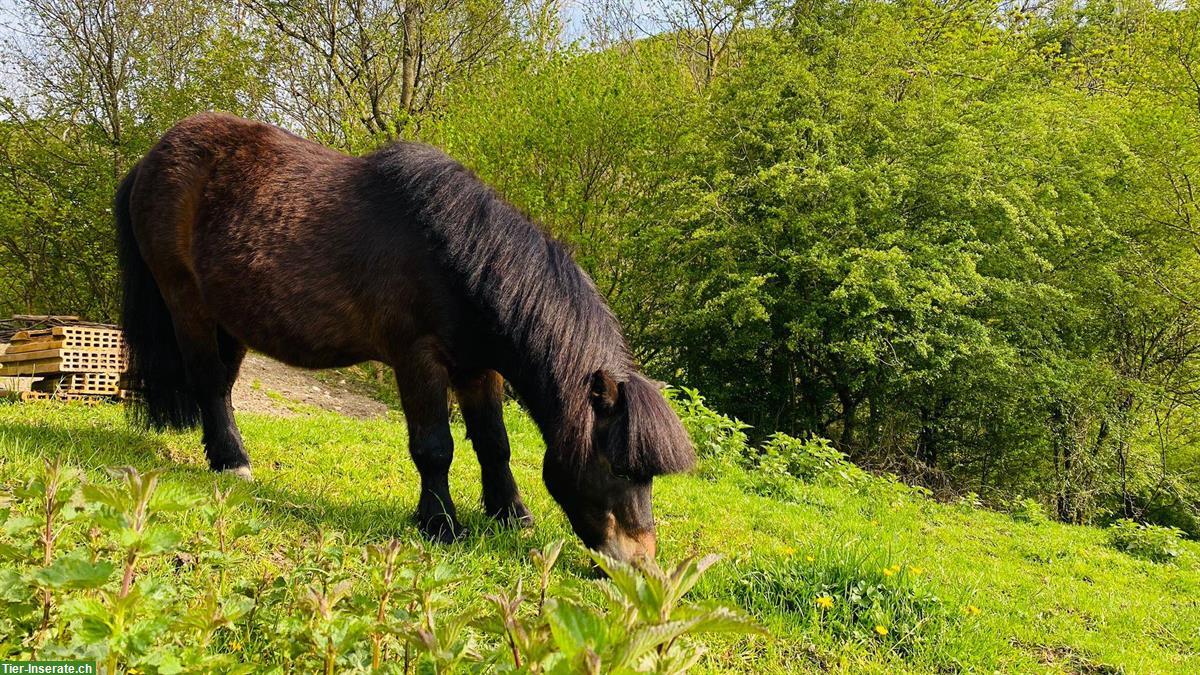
[0,376,42,392]
[0,348,128,374]
[36,372,120,395]
[6,338,70,354]
[11,325,125,350]
[19,390,106,405]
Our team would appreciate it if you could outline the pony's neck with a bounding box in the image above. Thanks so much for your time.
[372,141,632,445]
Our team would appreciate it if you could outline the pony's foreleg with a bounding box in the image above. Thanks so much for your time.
[454,371,532,528]
[169,308,252,477]
[396,363,465,543]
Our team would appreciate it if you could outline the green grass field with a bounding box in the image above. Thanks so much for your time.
[1,400,1198,673]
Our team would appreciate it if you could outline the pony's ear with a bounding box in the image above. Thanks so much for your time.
[590,369,620,415]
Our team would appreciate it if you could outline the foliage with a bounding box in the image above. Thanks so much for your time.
[727,546,958,658]
[3,0,1200,532]
[665,386,749,480]
[754,434,868,487]
[1009,498,1051,527]
[0,459,757,673]
[1107,519,1186,564]
[3,402,1200,671]
[669,385,871,499]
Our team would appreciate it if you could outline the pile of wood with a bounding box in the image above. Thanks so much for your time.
[0,316,129,403]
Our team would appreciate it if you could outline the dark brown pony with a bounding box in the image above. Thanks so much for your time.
[115,113,694,561]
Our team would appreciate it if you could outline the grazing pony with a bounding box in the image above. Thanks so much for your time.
[115,113,694,561]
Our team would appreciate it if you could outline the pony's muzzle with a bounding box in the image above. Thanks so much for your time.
[598,528,656,563]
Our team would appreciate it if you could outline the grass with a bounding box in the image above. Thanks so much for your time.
[1,400,1198,673]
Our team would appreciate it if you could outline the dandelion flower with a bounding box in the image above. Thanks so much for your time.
[782,546,796,556]
[816,595,834,609]
[909,566,924,576]
[883,564,901,577]
[965,604,981,616]
[806,555,815,562]
[874,625,889,636]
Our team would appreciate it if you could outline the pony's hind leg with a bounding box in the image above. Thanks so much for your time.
[454,371,532,528]
[169,304,252,476]
[217,326,247,387]
[396,359,465,543]
[212,327,250,478]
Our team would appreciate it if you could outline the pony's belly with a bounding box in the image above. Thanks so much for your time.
[232,317,378,369]
[198,276,383,369]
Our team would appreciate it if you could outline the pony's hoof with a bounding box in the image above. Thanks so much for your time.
[417,514,467,544]
[222,466,254,482]
[488,501,534,529]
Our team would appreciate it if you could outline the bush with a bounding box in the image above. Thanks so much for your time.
[1107,519,1186,564]
[666,386,751,463]
[668,387,870,493]
[0,460,761,673]
[754,434,868,486]
[1010,497,1050,526]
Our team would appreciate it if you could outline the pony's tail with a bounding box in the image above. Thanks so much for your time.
[116,165,201,430]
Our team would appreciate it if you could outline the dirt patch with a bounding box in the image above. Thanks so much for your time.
[232,353,389,419]
[1011,641,1122,675]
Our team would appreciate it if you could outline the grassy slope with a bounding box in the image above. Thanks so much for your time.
[1,401,1198,673]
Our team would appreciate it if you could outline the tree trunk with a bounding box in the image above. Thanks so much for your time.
[837,389,857,454]
[400,3,419,112]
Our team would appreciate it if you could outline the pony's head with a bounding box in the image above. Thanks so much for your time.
[543,371,695,562]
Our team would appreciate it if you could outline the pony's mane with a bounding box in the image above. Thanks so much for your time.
[371,142,692,475]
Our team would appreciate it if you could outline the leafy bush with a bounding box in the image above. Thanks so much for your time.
[668,388,868,492]
[1108,519,1186,564]
[0,460,760,673]
[1010,498,1050,526]
[666,386,750,463]
[753,434,868,486]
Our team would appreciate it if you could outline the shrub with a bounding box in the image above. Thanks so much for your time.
[668,388,870,492]
[754,434,868,486]
[0,460,761,673]
[666,386,751,462]
[1010,497,1050,526]
[1107,519,1186,564]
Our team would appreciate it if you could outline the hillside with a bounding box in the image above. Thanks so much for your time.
[1,392,1198,673]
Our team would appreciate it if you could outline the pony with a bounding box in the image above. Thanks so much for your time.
[115,113,694,561]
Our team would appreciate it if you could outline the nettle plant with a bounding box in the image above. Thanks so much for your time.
[1107,519,1187,564]
[0,461,761,673]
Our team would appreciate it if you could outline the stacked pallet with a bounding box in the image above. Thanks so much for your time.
[0,324,129,402]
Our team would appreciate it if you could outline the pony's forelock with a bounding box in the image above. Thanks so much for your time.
[607,373,695,478]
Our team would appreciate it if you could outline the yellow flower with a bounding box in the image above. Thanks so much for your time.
[883,564,901,577]
[965,604,981,616]
[782,546,796,556]
[815,595,834,609]
[806,555,815,562]
[909,566,924,576]
[874,625,889,636]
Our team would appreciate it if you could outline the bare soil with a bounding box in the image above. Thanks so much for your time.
[231,353,388,419]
